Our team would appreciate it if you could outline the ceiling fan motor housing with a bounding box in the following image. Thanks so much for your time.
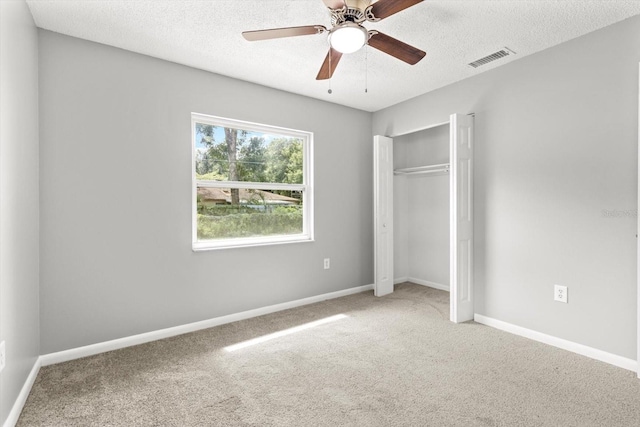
[331,0,379,25]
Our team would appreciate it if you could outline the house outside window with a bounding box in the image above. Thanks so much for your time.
[192,113,313,250]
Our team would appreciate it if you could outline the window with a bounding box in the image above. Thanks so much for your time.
[192,113,313,250]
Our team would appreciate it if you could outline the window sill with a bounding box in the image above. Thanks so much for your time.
[192,234,314,252]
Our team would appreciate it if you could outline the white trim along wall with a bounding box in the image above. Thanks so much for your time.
[2,284,372,427]
[474,315,637,372]
[5,284,637,427]
[39,284,373,366]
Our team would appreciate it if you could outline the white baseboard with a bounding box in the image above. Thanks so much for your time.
[474,314,637,373]
[396,277,450,292]
[3,358,41,427]
[10,287,635,427]
[40,284,373,367]
[408,278,450,292]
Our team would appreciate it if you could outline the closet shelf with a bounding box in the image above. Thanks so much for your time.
[394,163,450,176]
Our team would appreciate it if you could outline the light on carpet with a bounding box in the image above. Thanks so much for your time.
[224,314,348,352]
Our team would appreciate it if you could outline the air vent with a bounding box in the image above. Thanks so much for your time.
[468,48,516,68]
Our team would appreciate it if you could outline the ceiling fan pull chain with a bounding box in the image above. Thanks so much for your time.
[365,45,368,93]
[328,51,333,94]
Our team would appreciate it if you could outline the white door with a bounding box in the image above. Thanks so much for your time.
[636,63,639,378]
[450,114,474,323]
[374,135,394,296]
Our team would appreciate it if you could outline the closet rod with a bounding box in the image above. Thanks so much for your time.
[394,168,449,176]
[394,163,450,176]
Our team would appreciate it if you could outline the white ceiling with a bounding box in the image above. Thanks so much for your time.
[26,0,640,112]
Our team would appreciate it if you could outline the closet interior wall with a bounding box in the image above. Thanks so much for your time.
[393,124,450,290]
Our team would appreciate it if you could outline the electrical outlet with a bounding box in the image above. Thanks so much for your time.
[324,258,330,270]
[0,341,5,373]
[554,285,568,303]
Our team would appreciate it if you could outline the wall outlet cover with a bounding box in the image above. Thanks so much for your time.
[554,285,568,303]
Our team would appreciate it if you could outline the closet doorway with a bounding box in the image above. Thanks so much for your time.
[374,113,474,323]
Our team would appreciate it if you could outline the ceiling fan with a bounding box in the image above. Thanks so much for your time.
[242,0,426,80]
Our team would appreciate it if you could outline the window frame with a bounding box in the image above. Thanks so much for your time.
[191,113,314,251]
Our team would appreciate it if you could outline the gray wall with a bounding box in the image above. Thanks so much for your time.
[38,31,373,354]
[0,0,40,424]
[374,15,640,359]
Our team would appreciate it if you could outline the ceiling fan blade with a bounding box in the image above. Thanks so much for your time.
[321,0,345,10]
[368,31,426,65]
[243,25,326,41]
[316,48,343,80]
[369,0,424,20]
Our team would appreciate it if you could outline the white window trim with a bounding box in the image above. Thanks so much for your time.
[191,113,314,251]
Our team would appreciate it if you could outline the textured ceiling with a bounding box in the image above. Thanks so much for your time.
[26,0,640,112]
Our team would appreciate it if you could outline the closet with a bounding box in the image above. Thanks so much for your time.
[373,113,474,323]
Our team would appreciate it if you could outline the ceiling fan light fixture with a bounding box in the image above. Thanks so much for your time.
[328,22,368,54]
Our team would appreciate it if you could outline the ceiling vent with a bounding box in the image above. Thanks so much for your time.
[468,48,516,68]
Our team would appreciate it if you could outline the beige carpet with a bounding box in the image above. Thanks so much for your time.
[17,283,640,426]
